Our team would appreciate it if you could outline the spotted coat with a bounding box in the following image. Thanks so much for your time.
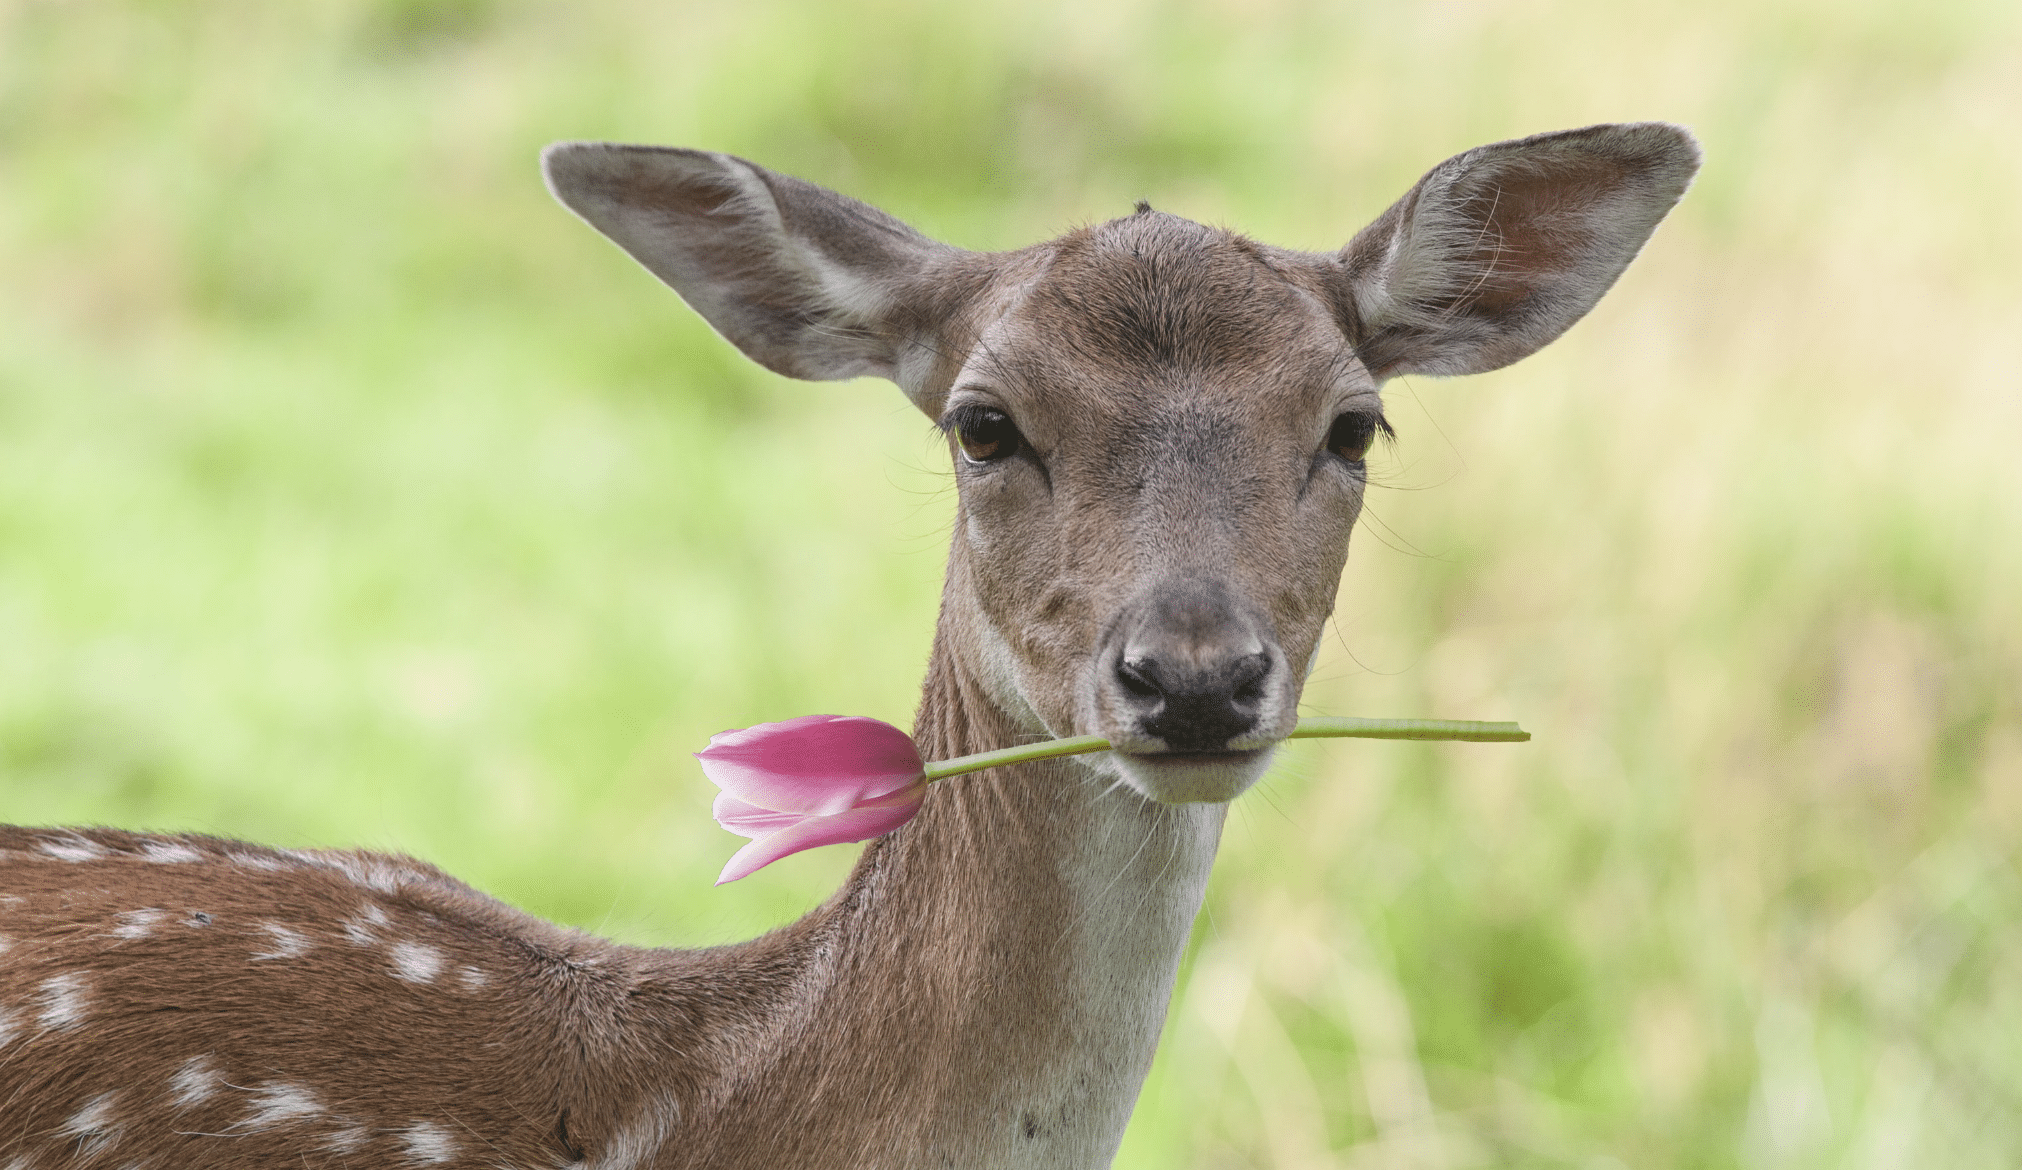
[0,828,727,1169]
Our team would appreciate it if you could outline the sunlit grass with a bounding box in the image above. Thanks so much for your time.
[2,0,2018,1164]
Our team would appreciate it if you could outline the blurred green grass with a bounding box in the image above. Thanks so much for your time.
[2,0,2018,1165]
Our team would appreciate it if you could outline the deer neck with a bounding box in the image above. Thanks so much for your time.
[682,610,1227,1169]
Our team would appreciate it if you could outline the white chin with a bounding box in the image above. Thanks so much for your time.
[1108,746,1279,805]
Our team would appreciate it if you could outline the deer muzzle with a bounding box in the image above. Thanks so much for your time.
[1098,580,1291,803]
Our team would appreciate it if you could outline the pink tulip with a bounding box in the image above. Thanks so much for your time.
[696,712,1529,884]
[699,714,929,884]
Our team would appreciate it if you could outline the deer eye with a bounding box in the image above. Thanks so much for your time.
[1325,410,1389,463]
[949,406,1023,464]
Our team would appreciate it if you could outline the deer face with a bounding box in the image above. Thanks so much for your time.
[930,214,1379,801]
[542,124,1698,804]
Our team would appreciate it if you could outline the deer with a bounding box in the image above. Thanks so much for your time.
[0,123,1697,1169]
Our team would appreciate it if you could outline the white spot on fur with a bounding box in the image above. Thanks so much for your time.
[0,933,11,954]
[333,854,394,891]
[290,850,418,894]
[399,1120,458,1164]
[140,839,204,864]
[228,850,288,872]
[38,834,105,863]
[0,893,24,908]
[586,1091,681,1169]
[335,903,392,948]
[0,1005,17,1049]
[2,1155,30,1170]
[250,922,313,961]
[168,1055,221,1109]
[320,1123,370,1153]
[59,1092,122,1155]
[242,1082,324,1129]
[390,941,444,984]
[37,972,89,1029]
[111,908,166,940]
[365,860,422,893]
[457,965,488,991]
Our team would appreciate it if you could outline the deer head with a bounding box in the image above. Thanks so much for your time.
[542,124,1698,805]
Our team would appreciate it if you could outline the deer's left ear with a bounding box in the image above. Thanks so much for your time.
[543,142,976,394]
[1320,123,1701,380]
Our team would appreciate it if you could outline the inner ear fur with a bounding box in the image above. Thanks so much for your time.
[1321,122,1701,380]
[542,142,972,389]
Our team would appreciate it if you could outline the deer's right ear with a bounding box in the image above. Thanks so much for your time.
[542,143,968,394]
[1326,123,1701,381]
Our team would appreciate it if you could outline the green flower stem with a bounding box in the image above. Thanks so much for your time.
[923,735,1114,780]
[1287,716,1530,742]
[920,716,1529,781]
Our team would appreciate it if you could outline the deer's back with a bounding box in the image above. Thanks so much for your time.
[0,826,692,1169]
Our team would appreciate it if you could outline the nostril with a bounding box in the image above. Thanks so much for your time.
[1230,653,1270,706]
[1117,657,1163,700]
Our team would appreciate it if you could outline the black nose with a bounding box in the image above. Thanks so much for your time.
[1115,649,1272,751]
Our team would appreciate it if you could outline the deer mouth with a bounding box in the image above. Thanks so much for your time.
[1127,748,1267,765]
[1108,744,1279,805]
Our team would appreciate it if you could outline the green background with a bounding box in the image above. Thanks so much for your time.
[3,0,2019,1165]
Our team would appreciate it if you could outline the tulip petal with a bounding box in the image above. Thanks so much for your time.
[714,788,926,884]
[697,715,924,815]
[712,793,808,838]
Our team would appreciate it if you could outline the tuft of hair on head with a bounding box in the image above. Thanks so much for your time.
[1133,199,1152,215]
